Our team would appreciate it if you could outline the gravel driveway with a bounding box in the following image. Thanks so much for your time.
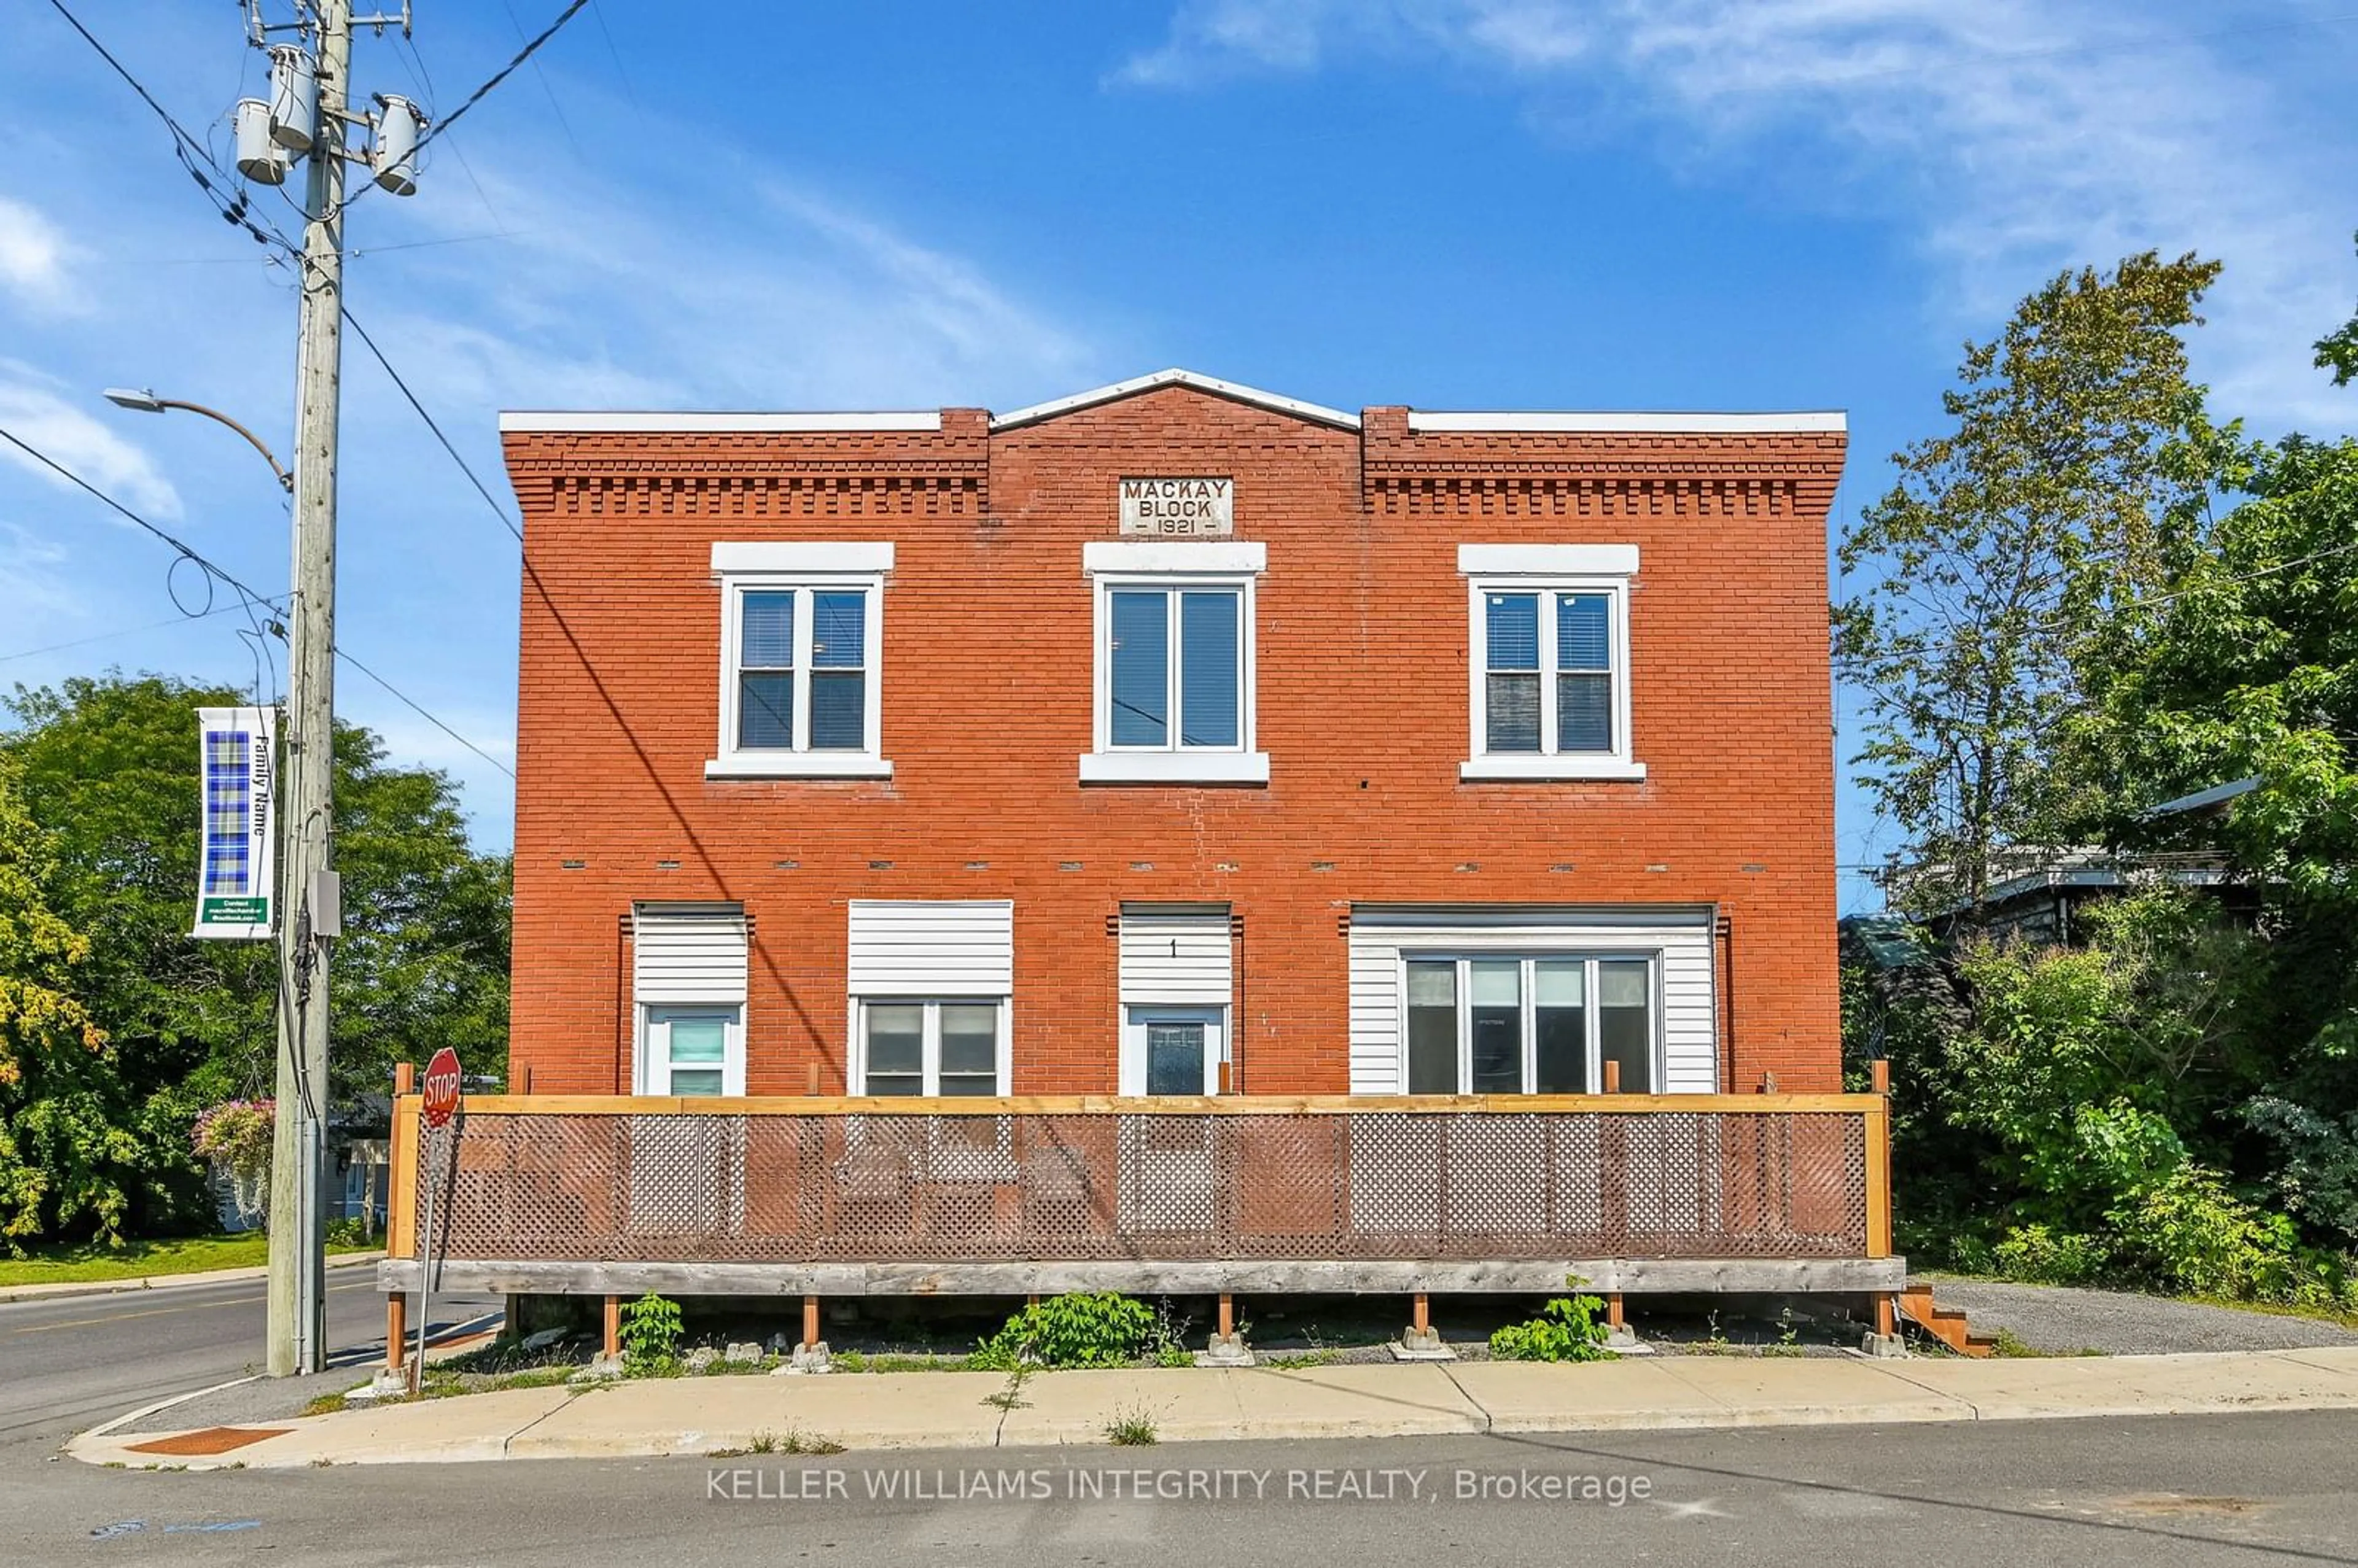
[1924,1279,2358,1356]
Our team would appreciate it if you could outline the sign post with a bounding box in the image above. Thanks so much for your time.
[410,1047,462,1395]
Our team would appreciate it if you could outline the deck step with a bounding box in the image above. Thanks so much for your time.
[1899,1285,1995,1357]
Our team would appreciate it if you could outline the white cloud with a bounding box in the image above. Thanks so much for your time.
[0,362,183,519]
[0,192,84,314]
[1119,1,2358,427]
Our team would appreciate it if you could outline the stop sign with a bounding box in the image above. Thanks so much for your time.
[421,1047,463,1128]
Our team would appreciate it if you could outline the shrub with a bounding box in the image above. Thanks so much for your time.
[619,1292,683,1375]
[1489,1295,1613,1362]
[971,1292,1162,1369]
[192,1100,274,1221]
[1989,1224,2109,1285]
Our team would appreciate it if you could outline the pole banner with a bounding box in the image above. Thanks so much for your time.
[192,705,278,940]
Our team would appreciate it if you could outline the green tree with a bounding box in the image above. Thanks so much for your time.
[1836,250,2224,914]
[0,755,127,1244]
[2,673,510,1241]
[2063,434,2358,1237]
[2316,231,2358,387]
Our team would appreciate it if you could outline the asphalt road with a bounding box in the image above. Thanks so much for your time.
[11,1280,2358,1565]
[0,1268,497,1449]
[7,1406,2358,1565]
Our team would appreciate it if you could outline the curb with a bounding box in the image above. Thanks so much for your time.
[64,1345,2358,1471]
[0,1249,384,1305]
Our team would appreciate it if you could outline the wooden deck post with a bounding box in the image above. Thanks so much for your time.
[517,1062,533,1095]
[1218,1292,1235,1340]
[1870,1058,1891,1095]
[801,1294,821,1351]
[1606,1293,1626,1331]
[385,1293,407,1371]
[1602,1060,1621,1094]
[1411,1292,1430,1336]
[394,1062,415,1095]
[1874,1292,1899,1338]
[603,1295,621,1359]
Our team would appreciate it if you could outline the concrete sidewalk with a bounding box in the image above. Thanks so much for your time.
[0,1249,384,1305]
[68,1345,2358,1470]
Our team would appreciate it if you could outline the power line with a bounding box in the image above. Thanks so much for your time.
[43,0,303,260]
[339,303,524,541]
[416,0,590,153]
[0,600,268,666]
[0,424,282,610]
[0,424,514,781]
[333,645,517,780]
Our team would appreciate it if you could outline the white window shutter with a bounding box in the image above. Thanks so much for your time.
[1118,907,1232,1006]
[847,900,1014,996]
[631,902,749,1006]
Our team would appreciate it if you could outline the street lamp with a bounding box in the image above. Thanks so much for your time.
[103,387,295,493]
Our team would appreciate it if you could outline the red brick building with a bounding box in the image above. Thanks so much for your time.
[498,369,1848,1107]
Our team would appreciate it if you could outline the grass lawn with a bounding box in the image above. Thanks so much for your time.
[0,1232,377,1287]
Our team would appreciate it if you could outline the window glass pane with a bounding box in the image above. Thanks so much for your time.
[1533,961,1587,1093]
[811,591,865,668]
[1599,960,1652,1093]
[669,1068,724,1096]
[1469,960,1522,1094]
[1485,593,1538,669]
[1486,674,1541,752]
[666,1017,727,1065]
[1406,962,1458,1093]
[940,1004,998,1087]
[1469,960,1522,1007]
[1558,594,1611,670]
[808,671,866,750]
[741,591,796,669]
[1177,590,1240,748]
[865,1004,923,1092]
[1145,1022,1206,1096]
[738,672,794,749]
[1558,673,1612,751]
[1109,591,1169,746]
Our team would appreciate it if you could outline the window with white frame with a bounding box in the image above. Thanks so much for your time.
[707,542,890,778]
[1460,545,1642,781]
[857,999,1007,1096]
[1081,541,1269,784]
[1402,953,1657,1095]
[631,902,749,1096]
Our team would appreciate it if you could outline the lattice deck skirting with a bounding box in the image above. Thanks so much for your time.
[386,1096,1891,1296]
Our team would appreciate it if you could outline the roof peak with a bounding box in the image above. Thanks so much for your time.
[990,368,1360,433]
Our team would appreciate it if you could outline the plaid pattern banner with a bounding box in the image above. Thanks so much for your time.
[203,731,251,896]
[193,705,276,939]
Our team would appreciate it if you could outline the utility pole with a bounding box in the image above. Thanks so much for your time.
[265,0,349,1380]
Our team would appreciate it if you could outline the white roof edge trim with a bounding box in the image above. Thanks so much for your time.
[498,410,942,433]
[992,368,1360,432]
[1407,410,1846,435]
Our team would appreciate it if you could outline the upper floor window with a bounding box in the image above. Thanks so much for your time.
[1459,544,1644,782]
[1081,541,1269,785]
[706,542,891,779]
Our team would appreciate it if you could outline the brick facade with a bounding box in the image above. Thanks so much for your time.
[501,376,1847,1095]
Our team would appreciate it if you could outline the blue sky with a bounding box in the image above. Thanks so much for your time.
[2,1,2355,911]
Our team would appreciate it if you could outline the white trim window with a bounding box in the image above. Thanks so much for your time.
[1459,545,1643,782]
[1120,1006,1226,1095]
[1081,541,1269,785]
[855,999,1010,1096]
[639,1004,746,1096]
[1401,953,1658,1095]
[707,542,890,778]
